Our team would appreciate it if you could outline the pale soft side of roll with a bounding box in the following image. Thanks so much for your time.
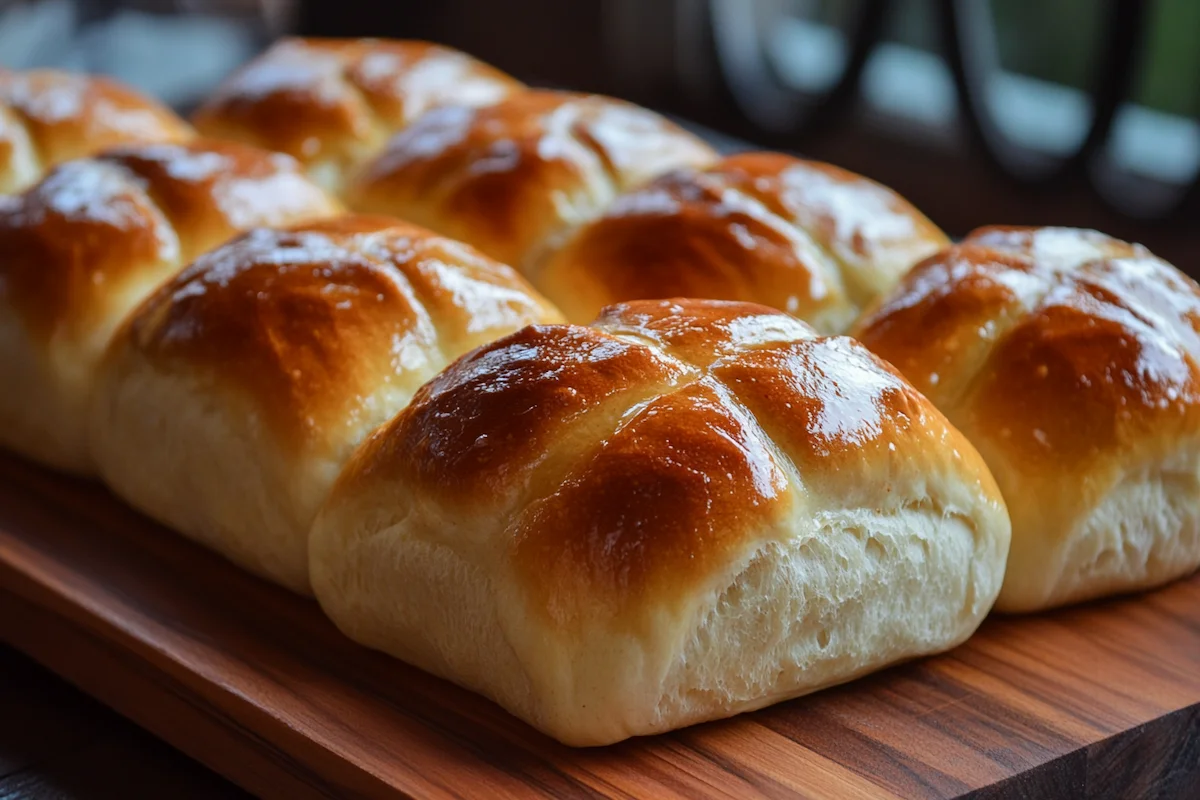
[0,139,339,474]
[0,68,193,195]
[853,226,1200,612]
[311,298,1011,746]
[346,89,720,274]
[192,37,523,194]
[91,216,564,595]
[534,152,949,333]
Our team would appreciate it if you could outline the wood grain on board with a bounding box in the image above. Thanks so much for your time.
[0,451,1197,800]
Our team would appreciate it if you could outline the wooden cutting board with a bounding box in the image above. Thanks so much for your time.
[0,451,1197,800]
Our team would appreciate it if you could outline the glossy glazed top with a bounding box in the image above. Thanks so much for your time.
[0,68,192,194]
[854,225,1200,470]
[535,152,947,329]
[853,226,1200,603]
[340,298,1001,625]
[347,90,719,271]
[120,216,563,450]
[0,139,337,339]
[192,38,521,187]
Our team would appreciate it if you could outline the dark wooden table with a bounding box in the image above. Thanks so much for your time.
[3,447,1200,799]
[0,644,247,799]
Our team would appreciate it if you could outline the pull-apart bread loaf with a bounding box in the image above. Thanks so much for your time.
[853,226,1200,612]
[0,140,338,473]
[537,152,949,332]
[311,298,1011,746]
[1,68,192,194]
[192,38,523,193]
[346,90,719,273]
[91,217,563,594]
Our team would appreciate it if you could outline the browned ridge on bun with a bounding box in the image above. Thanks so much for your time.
[853,226,1200,612]
[0,68,193,195]
[311,298,1011,746]
[536,152,949,332]
[0,138,339,473]
[192,37,523,193]
[90,216,563,595]
[347,89,719,274]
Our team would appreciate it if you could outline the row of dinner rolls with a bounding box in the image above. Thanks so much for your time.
[0,39,946,480]
[3,43,950,338]
[194,38,951,330]
[2,39,1198,746]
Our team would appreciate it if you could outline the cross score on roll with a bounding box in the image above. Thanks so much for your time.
[310,298,1010,745]
[853,226,1200,612]
[0,139,339,474]
[344,94,950,332]
[535,152,950,332]
[0,35,1196,749]
[345,89,721,274]
[89,217,563,594]
[201,39,948,333]
[192,38,524,193]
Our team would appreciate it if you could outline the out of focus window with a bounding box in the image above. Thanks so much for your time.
[0,0,296,109]
[695,0,1200,221]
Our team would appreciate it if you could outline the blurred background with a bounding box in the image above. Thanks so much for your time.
[1,0,1196,269]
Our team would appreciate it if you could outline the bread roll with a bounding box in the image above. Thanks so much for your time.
[91,217,564,594]
[310,298,1010,746]
[346,90,719,273]
[1,68,192,194]
[852,226,1200,612]
[535,152,948,332]
[0,139,338,474]
[192,38,522,193]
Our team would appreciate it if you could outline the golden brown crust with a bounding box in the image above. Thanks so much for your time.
[535,152,948,328]
[853,226,1200,608]
[711,338,941,497]
[510,377,790,629]
[192,38,521,186]
[849,242,1037,406]
[718,154,946,285]
[967,286,1200,471]
[368,322,693,503]
[0,160,169,338]
[122,217,563,451]
[537,165,834,325]
[0,139,338,340]
[343,298,994,626]
[346,90,719,271]
[110,139,342,258]
[853,225,1200,477]
[0,69,192,193]
[592,297,817,367]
